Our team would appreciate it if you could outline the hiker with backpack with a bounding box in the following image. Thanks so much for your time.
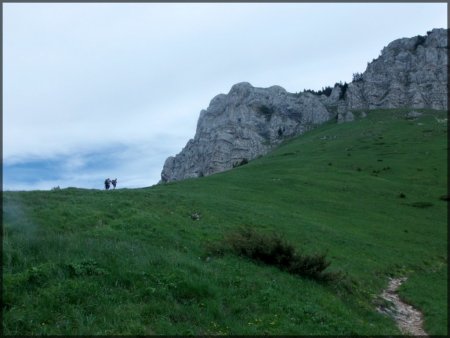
[104,178,111,190]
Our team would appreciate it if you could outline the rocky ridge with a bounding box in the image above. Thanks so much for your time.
[161,28,447,183]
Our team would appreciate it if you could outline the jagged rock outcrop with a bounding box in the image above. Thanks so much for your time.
[161,83,332,182]
[335,28,447,120]
[161,28,447,183]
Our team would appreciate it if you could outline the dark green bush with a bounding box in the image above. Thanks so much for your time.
[287,252,331,280]
[338,82,348,100]
[213,227,333,281]
[225,227,295,266]
[303,86,333,97]
[414,35,426,50]
[65,259,108,277]
[352,72,363,82]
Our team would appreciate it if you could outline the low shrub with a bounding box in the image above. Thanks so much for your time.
[65,259,108,277]
[303,86,333,97]
[352,72,363,82]
[210,227,334,281]
[337,82,348,100]
[225,227,295,266]
[287,252,331,280]
[414,35,426,50]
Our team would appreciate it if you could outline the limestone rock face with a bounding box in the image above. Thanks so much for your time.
[341,28,447,117]
[160,29,447,183]
[161,83,332,182]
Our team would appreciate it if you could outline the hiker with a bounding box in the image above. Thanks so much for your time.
[104,178,111,190]
[111,178,117,189]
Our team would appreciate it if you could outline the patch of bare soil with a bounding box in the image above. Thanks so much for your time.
[376,277,428,336]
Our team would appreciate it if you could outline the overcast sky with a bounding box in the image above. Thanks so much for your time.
[3,3,447,191]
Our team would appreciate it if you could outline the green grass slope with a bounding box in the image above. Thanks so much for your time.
[3,108,447,335]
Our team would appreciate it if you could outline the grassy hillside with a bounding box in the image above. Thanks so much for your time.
[3,108,447,335]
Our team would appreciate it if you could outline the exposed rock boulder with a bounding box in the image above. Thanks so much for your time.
[337,110,354,123]
[405,111,423,119]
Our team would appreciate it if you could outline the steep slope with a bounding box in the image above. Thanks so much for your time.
[161,28,447,182]
[3,108,447,335]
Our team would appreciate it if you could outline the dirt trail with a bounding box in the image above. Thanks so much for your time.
[377,277,428,336]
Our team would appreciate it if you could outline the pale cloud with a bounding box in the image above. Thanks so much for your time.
[3,3,447,190]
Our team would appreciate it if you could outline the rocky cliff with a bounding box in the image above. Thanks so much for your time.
[161,83,331,182]
[336,28,448,120]
[161,28,447,183]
